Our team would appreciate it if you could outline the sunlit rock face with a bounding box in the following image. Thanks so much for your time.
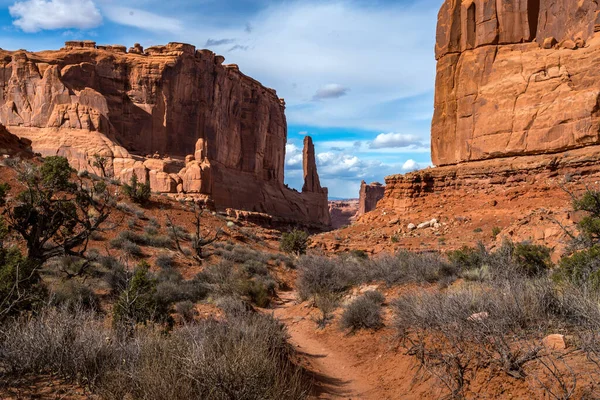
[432,0,600,166]
[0,41,330,227]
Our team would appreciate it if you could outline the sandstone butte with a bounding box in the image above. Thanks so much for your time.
[315,1,600,255]
[391,0,600,208]
[0,41,330,228]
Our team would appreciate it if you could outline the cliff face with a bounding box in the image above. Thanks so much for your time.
[357,181,385,216]
[0,41,329,227]
[432,0,600,166]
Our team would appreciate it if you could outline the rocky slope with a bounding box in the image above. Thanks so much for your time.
[0,41,329,227]
[433,0,600,166]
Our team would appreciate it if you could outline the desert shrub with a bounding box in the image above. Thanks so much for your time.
[194,261,275,307]
[122,172,151,204]
[0,307,310,399]
[144,225,158,236]
[513,242,553,277]
[127,218,137,229]
[111,230,172,250]
[175,301,198,323]
[0,247,44,318]
[340,294,384,332]
[243,259,269,276]
[0,307,116,386]
[240,278,275,308]
[492,226,502,238]
[554,246,600,289]
[49,280,99,311]
[296,255,357,300]
[218,245,269,264]
[362,290,385,304]
[350,249,369,260]
[155,252,174,270]
[116,201,136,214]
[122,240,143,258]
[371,250,455,286]
[314,292,339,328]
[280,229,309,256]
[216,296,255,317]
[447,244,486,270]
[113,263,173,330]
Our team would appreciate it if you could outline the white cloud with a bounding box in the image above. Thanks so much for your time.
[370,132,423,149]
[285,143,303,169]
[9,0,102,32]
[102,6,183,33]
[401,159,421,172]
[312,83,349,101]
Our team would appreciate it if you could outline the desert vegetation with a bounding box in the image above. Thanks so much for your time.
[0,156,311,399]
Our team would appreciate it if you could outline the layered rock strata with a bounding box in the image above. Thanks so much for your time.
[433,0,600,166]
[357,181,385,216]
[0,41,330,227]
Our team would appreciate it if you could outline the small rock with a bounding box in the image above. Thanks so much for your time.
[433,222,441,229]
[543,37,557,49]
[561,39,577,50]
[407,223,416,231]
[430,218,438,225]
[389,218,399,225]
[543,334,567,350]
[417,221,431,229]
[226,221,235,228]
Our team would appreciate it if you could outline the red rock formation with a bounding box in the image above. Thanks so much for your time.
[302,136,322,193]
[0,124,32,157]
[0,41,330,227]
[357,181,385,216]
[328,199,359,229]
[432,0,600,166]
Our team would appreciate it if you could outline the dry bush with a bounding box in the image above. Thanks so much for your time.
[296,255,364,300]
[371,250,456,286]
[0,306,310,400]
[340,293,384,332]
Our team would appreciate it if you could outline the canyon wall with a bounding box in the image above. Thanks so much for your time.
[0,41,329,227]
[433,0,600,166]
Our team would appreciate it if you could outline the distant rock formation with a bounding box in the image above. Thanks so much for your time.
[0,41,330,227]
[328,199,359,229]
[357,181,385,216]
[432,0,600,166]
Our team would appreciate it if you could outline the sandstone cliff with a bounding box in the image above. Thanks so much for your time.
[0,41,330,227]
[357,181,385,216]
[433,0,600,166]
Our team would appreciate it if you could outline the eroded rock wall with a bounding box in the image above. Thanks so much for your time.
[0,42,330,227]
[433,0,600,166]
[357,181,385,216]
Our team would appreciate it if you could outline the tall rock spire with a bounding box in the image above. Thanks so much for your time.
[302,136,323,193]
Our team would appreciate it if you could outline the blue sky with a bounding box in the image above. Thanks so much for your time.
[0,0,441,199]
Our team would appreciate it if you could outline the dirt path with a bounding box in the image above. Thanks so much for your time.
[272,291,376,399]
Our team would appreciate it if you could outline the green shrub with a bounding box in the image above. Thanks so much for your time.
[123,172,151,204]
[0,247,44,318]
[113,263,172,330]
[280,230,309,256]
[513,242,552,277]
[447,245,486,270]
[555,246,600,289]
[492,226,501,238]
